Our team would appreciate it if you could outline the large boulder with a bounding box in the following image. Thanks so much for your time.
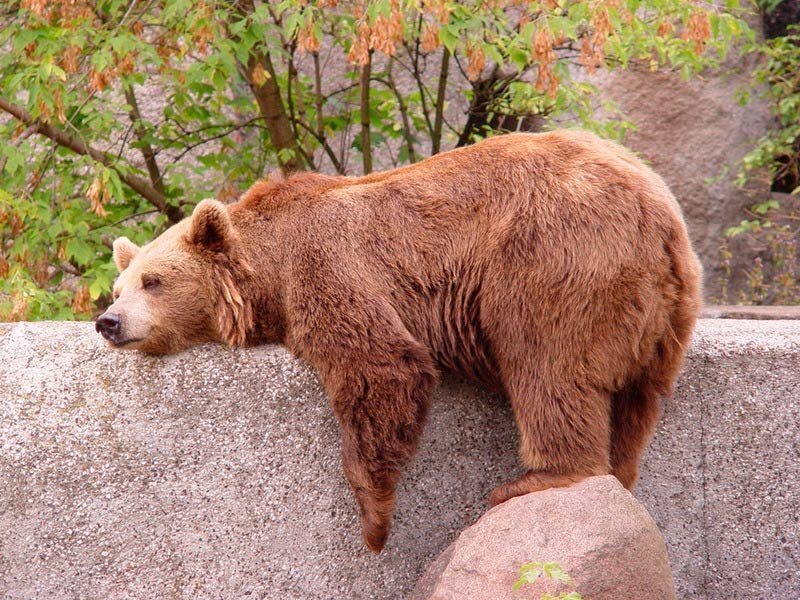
[411,476,676,600]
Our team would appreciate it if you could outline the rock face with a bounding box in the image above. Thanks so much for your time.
[411,476,675,600]
[590,58,774,298]
[0,322,516,600]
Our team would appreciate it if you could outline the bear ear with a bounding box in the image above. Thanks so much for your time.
[189,199,233,252]
[112,237,140,272]
[267,169,285,184]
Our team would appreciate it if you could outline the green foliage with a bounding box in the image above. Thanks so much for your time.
[736,27,800,199]
[717,219,799,304]
[513,561,581,599]
[0,0,750,319]
[722,26,800,304]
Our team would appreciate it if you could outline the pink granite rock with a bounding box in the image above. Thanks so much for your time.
[411,475,676,600]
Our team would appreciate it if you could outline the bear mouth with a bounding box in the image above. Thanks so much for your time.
[107,336,144,348]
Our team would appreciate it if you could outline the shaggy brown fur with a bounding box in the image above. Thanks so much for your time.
[100,130,702,553]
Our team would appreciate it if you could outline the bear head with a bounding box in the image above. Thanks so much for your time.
[95,199,254,354]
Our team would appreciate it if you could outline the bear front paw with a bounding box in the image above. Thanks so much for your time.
[488,481,518,508]
[361,513,391,553]
[353,487,394,553]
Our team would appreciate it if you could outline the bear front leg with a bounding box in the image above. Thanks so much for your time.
[328,338,437,552]
[296,298,438,553]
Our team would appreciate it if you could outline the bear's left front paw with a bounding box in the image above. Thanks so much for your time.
[361,513,390,553]
[354,487,394,553]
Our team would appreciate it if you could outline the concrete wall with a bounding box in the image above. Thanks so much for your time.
[0,320,798,599]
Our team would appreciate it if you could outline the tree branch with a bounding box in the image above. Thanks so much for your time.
[376,67,416,164]
[404,34,434,139]
[166,118,265,163]
[0,95,182,224]
[455,65,515,148]
[295,119,345,174]
[359,53,373,174]
[285,41,299,141]
[313,51,325,139]
[123,83,166,195]
[432,47,450,155]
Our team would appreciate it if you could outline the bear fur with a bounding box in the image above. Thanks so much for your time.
[99,130,702,553]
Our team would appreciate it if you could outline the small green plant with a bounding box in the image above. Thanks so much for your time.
[513,561,582,599]
[716,219,799,305]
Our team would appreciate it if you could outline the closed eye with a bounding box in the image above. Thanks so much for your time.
[142,275,161,290]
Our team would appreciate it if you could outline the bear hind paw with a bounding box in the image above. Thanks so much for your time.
[488,471,591,508]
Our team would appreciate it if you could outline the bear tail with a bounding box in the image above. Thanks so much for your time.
[610,221,702,489]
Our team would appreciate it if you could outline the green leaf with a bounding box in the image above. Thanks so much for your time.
[509,47,529,70]
[753,199,779,215]
[542,562,572,583]
[65,239,95,266]
[89,278,107,301]
[513,561,543,590]
[439,25,458,53]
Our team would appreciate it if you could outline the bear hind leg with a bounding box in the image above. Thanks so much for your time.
[305,295,439,553]
[491,377,612,507]
[332,339,437,553]
[489,471,590,507]
[609,378,661,489]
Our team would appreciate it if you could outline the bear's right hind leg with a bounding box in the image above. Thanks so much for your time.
[326,336,437,553]
[491,376,612,507]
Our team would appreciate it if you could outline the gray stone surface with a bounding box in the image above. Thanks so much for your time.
[636,319,800,599]
[411,476,676,600]
[0,319,798,599]
[0,322,517,600]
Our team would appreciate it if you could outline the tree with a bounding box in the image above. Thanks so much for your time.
[0,0,749,319]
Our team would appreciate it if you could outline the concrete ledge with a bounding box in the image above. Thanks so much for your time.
[700,305,800,320]
[0,320,798,599]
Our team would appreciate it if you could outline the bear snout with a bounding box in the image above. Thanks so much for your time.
[95,312,122,341]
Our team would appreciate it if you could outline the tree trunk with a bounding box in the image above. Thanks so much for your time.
[124,84,166,195]
[234,0,303,173]
[432,48,450,155]
[360,54,373,174]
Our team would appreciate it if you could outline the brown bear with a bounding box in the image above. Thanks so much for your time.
[96,130,702,553]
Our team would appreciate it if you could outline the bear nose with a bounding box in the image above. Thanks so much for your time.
[95,312,121,339]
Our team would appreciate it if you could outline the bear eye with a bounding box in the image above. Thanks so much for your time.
[142,275,161,290]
